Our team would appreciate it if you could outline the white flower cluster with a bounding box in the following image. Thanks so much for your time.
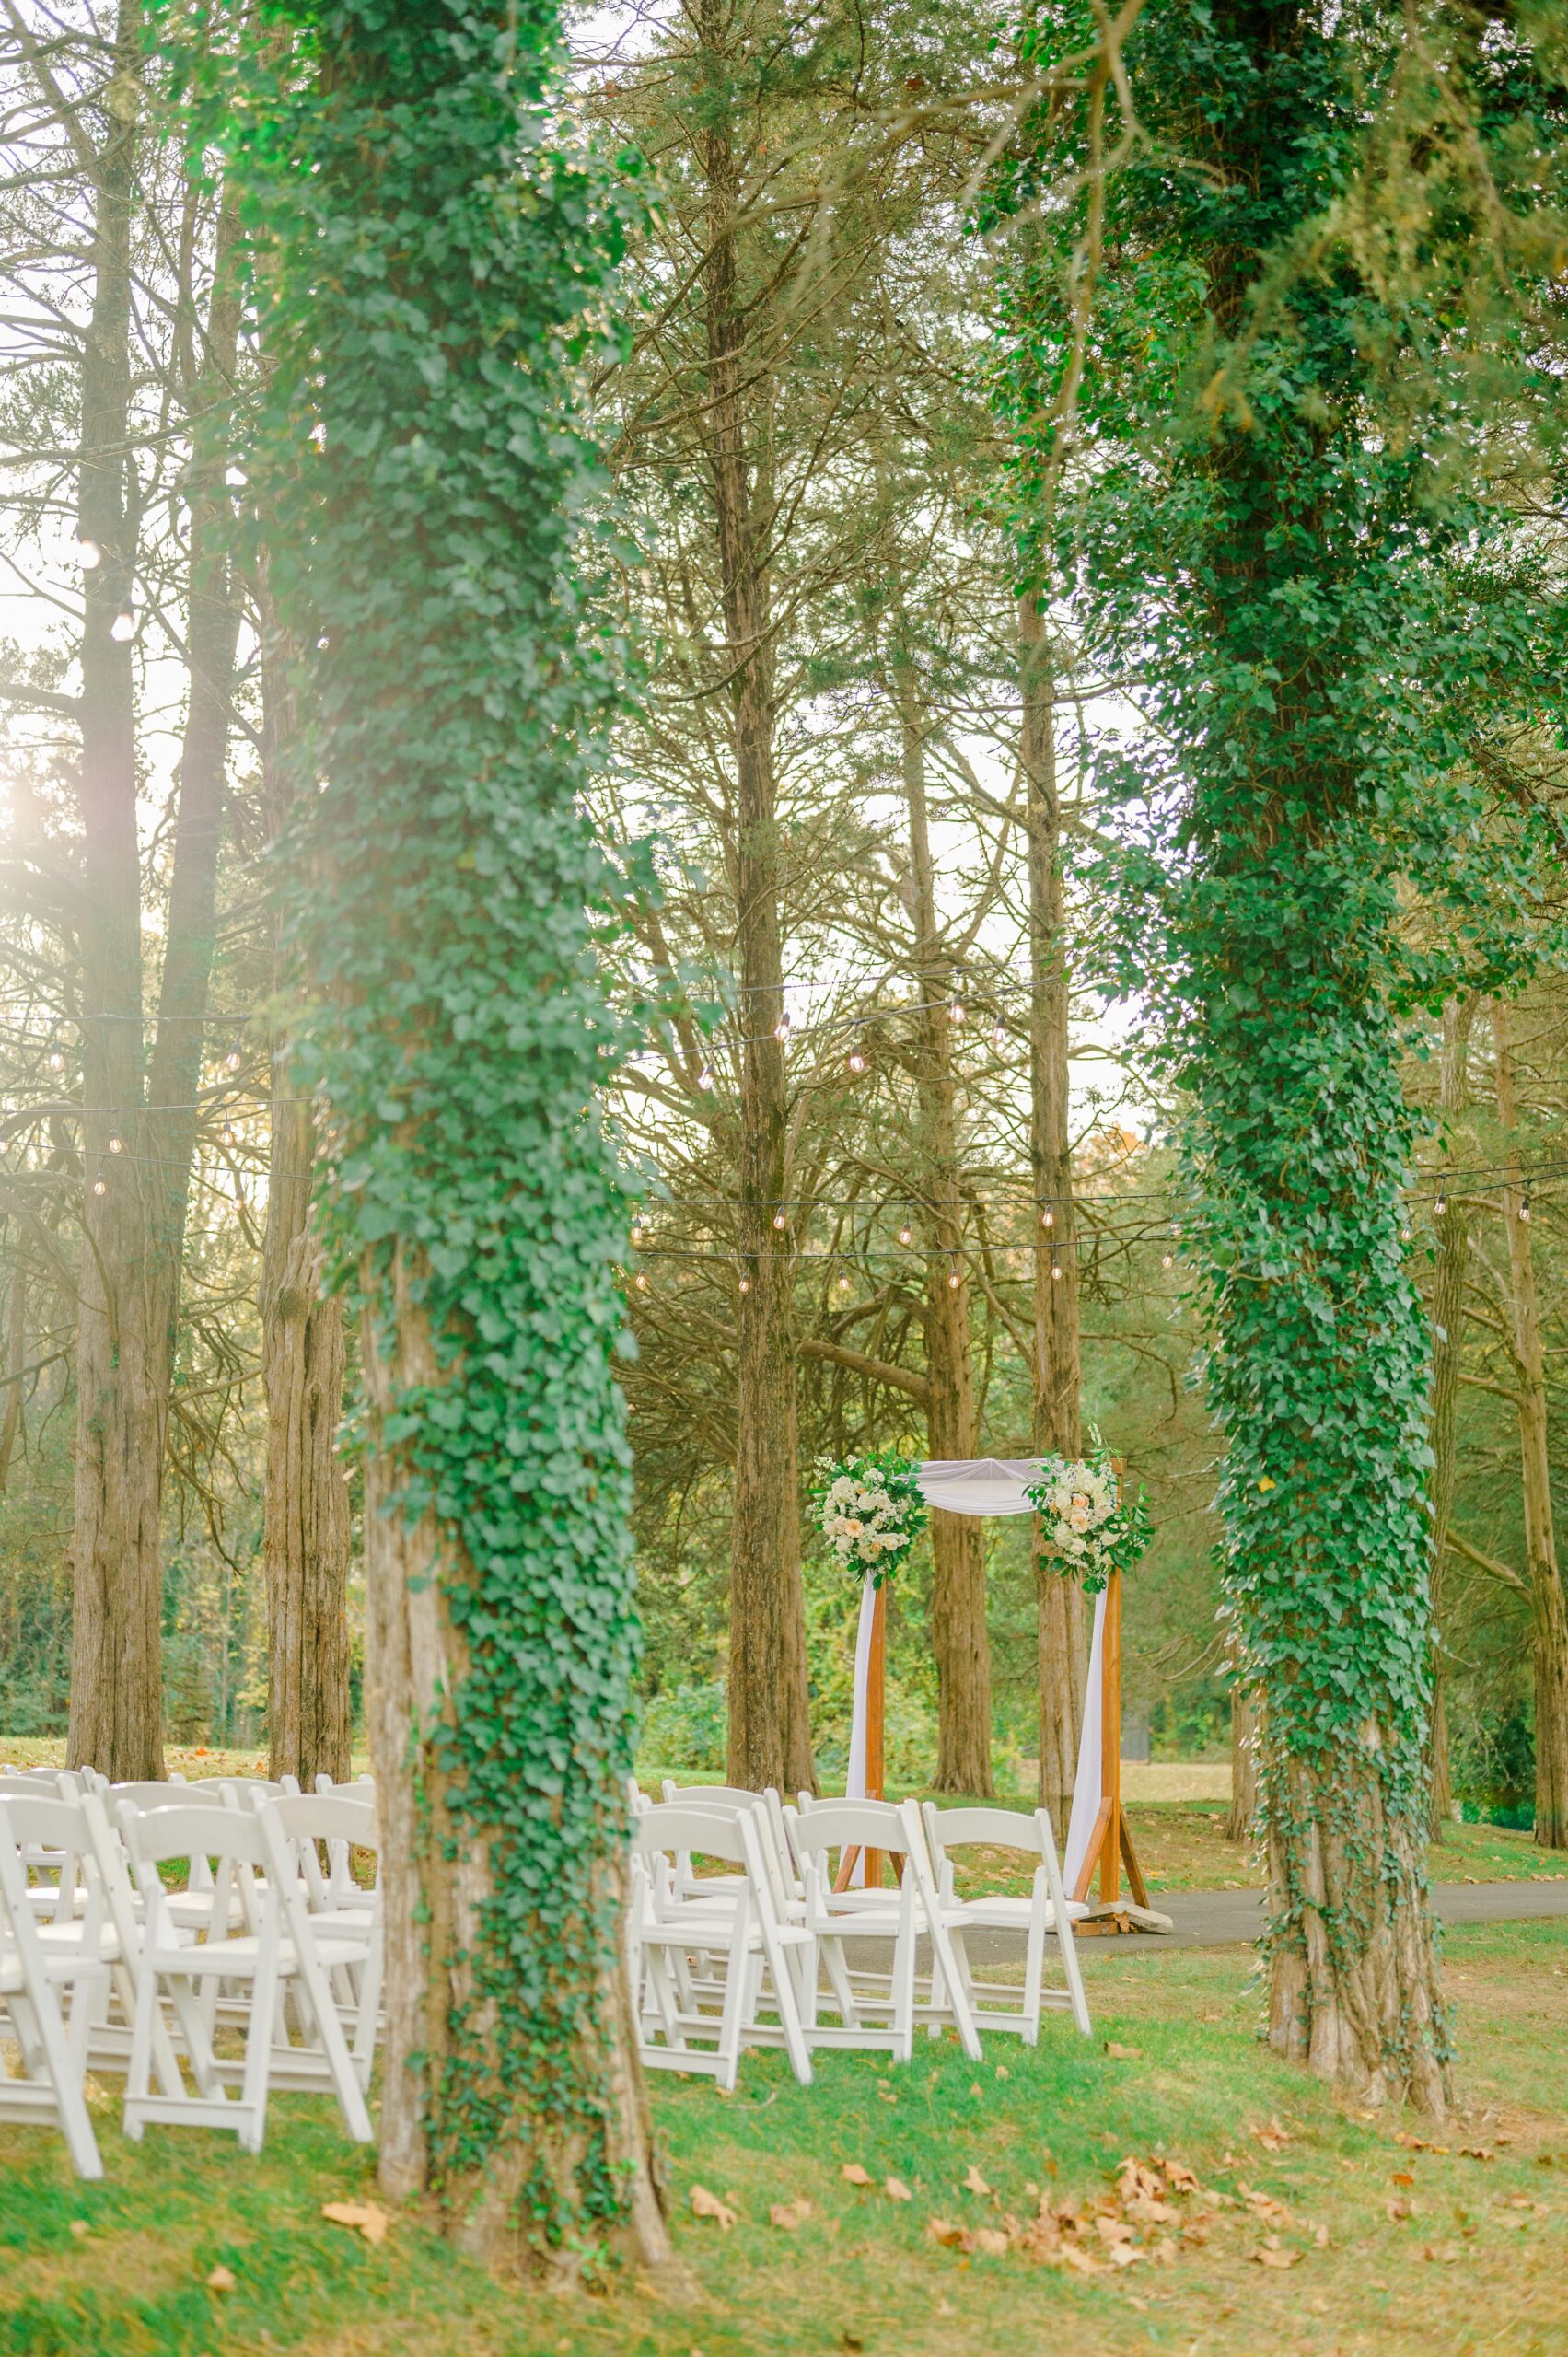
[1035,1459,1120,1568]
[820,1469,912,1571]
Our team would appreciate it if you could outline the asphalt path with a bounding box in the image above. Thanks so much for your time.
[935,1878,1568,1972]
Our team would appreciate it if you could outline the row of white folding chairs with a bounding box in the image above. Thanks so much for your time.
[628,1782,1091,2084]
[0,1782,381,2177]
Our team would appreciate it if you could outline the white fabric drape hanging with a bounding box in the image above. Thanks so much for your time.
[844,1459,1105,1891]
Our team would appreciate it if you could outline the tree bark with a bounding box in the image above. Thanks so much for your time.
[698,13,813,1794]
[1227,1683,1258,1844]
[67,4,164,1781]
[896,663,991,1794]
[1493,1001,1568,1849]
[365,1253,671,2270]
[1021,592,1083,1832]
[258,594,352,1788]
[1426,997,1473,1837]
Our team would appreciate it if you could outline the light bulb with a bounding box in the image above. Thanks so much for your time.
[947,1270,960,1291]
[847,1048,866,1074]
[948,1000,966,1025]
[992,1022,1005,1048]
[837,1272,851,1292]
[1162,1251,1174,1270]
[738,1273,751,1294]
[773,1016,791,1041]
[108,1132,123,1155]
[48,1047,64,1073]
[1519,1195,1532,1224]
[77,537,102,568]
[92,1176,107,1196]
[1434,1190,1446,1217]
[221,1124,237,1148]
[110,610,135,643]
[898,1224,912,1247]
[226,1042,243,1073]
[1051,1260,1063,1282]
[1041,1206,1054,1228]
[630,1223,645,1246]
[634,1271,648,1291]
[772,1210,787,1230]
[697,1067,714,1091]
[1400,1223,1411,1244]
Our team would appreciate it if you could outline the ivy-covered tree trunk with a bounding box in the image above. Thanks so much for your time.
[235,0,671,2269]
[996,0,1561,2109]
[1021,592,1083,1832]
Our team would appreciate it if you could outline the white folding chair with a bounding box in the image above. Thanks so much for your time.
[921,1803,1092,2040]
[628,1803,813,2087]
[657,1782,803,1917]
[0,1794,111,2177]
[786,1797,982,2063]
[256,1794,382,2090]
[120,1802,372,2153]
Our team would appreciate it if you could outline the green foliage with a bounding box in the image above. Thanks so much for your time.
[993,0,1568,2081]
[213,0,645,2255]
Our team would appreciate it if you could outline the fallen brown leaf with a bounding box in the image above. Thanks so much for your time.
[67,2222,90,2241]
[320,2200,390,2247]
[206,2265,237,2293]
[1104,2041,1142,2060]
[769,2200,812,2231]
[1423,2243,1461,2264]
[925,2217,969,2249]
[962,2165,992,2196]
[885,2177,913,2203]
[690,2186,738,2231]
[1251,2118,1293,2153]
[1252,2239,1301,2270]
[840,2163,872,2187]
[1391,2171,1414,2188]
[970,2227,1010,2257]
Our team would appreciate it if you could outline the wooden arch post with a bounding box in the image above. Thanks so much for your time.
[1070,1461,1150,1911]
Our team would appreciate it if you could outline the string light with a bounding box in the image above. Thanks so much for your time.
[1041,1205,1054,1228]
[898,1223,913,1247]
[772,1015,791,1042]
[947,1268,961,1291]
[108,1132,123,1155]
[1051,1253,1063,1282]
[76,537,102,568]
[630,1221,645,1246]
[772,1208,787,1230]
[1400,1223,1411,1243]
[1434,1190,1447,1217]
[92,1175,107,1196]
[47,1039,64,1073]
[992,1020,1006,1048]
[225,1040,243,1074]
[697,1067,715,1091]
[220,1124,237,1148]
[633,1271,648,1291]
[110,610,135,643]
[1519,1193,1532,1224]
[948,999,966,1024]
[1161,1250,1174,1270]
[846,1042,866,1074]
[738,1270,751,1294]
[837,1271,851,1292]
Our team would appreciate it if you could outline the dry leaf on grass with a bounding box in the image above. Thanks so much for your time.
[67,2222,90,2241]
[970,2228,1010,2257]
[1251,2238,1301,2270]
[926,2218,968,2249]
[1385,2199,1412,2223]
[884,2177,913,2203]
[690,2186,738,2231]
[1459,2147,1497,2163]
[1423,2243,1462,2264]
[962,2165,992,2196]
[1250,2118,1293,2153]
[206,2265,237,2293]
[1391,2170,1415,2187]
[1104,2041,1142,2060]
[841,2163,872,2187]
[769,2200,812,2232]
[321,2200,390,2246]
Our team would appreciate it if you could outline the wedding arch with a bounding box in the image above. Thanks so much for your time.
[840,1457,1156,1918]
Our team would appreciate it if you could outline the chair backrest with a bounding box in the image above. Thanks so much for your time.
[922,1804,1050,1861]
[111,1782,234,1817]
[0,1790,109,1936]
[787,1797,912,1861]
[660,1781,760,1810]
[258,1794,378,1914]
[633,1802,749,1869]
[120,1801,268,1872]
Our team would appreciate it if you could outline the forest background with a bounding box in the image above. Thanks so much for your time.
[0,0,1561,1835]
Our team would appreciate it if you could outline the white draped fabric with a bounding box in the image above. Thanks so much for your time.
[843,1459,1107,1895]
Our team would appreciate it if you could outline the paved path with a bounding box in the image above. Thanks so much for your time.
[1086,1878,1568,1954]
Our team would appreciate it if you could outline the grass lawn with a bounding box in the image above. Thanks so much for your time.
[1,1919,1564,2356]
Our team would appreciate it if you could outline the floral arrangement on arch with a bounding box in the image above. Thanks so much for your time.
[1027,1435,1151,1596]
[811,1449,928,1587]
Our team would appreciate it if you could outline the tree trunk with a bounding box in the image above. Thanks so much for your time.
[1426,997,1473,1837]
[1227,1684,1258,1844]
[67,3,165,1782]
[258,595,352,1789]
[1021,592,1083,1832]
[1493,1001,1568,1849]
[897,665,991,1794]
[699,21,813,1794]
[365,1258,669,2269]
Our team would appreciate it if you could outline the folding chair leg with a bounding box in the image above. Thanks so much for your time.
[238,1944,282,2153]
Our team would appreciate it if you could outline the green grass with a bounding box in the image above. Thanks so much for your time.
[2,1920,1565,2355]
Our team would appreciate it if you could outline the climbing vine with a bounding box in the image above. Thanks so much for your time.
[211,0,651,2255]
[992,0,1566,2099]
